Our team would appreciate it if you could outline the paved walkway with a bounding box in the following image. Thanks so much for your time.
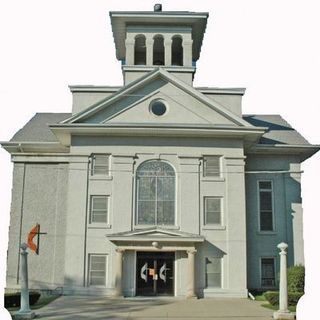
[29,295,274,320]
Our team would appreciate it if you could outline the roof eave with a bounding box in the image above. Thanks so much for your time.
[49,124,266,146]
[0,141,69,154]
[248,144,320,161]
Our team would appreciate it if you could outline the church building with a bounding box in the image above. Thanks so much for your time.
[2,5,319,298]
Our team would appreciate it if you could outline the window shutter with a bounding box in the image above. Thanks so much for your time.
[204,156,220,177]
[89,255,107,286]
[206,257,222,288]
[92,154,109,175]
[205,197,221,225]
[91,196,108,223]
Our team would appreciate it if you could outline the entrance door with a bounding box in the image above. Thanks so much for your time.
[136,252,174,296]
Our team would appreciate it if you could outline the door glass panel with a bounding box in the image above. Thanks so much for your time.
[136,252,174,296]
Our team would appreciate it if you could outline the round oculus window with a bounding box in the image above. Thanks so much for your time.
[150,100,167,116]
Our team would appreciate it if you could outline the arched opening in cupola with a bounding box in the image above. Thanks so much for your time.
[171,36,183,66]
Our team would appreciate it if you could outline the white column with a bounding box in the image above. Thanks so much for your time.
[15,243,35,319]
[146,35,154,66]
[273,243,294,320]
[182,39,193,67]
[164,38,172,66]
[125,39,135,65]
[186,249,197,298]
[114,248,124,297]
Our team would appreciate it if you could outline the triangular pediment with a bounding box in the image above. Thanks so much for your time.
[62,69,251,128]
[107,227,204,242]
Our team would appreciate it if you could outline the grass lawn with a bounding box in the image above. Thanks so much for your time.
[7,294,61,314]
[251,292,296,313]
[254,294,266,301]
[261,303,296,312]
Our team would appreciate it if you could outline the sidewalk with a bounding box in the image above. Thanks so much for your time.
[28,295,274,320]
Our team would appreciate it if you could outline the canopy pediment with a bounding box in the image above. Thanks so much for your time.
[107,227,204,243]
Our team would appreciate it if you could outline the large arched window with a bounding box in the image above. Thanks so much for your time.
[134,35,146,65]
[136,161,175,225]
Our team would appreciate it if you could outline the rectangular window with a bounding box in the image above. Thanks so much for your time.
[91,154,109,175]
[203,156,221,177]
[261,257,276,287]
[258,180,274,231]
[90,196,108,223]
[206,257,222,288]
[204,197,222,225]
[89,255,107,286]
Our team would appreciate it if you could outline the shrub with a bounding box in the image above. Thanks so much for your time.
[264,291,279,306]
[288,292,304,305]
[4,291,41,308]
[264,291,304,306]
[287,265,305,293]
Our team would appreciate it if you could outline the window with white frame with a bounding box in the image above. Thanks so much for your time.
[90,196,108,223]
[89,254,107,286]
[205,257,222,288]
[203,156,221,177]
[91,154,109,175]
[258,181,274,231]
[136,160,175,225]
[261,257,276,287]
[204,197,222,225]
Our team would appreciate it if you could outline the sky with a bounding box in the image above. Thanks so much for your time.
[0,0,319,318]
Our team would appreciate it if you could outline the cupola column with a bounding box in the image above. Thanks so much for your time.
[146,35,154,66]
[125,38,135,65]
[164,37,172,66]
[183,39,193,67]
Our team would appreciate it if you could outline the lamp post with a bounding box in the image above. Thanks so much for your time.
[14,243,35,320]
[273,242,294,320]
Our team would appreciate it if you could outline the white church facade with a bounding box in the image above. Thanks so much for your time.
[2,6,319,298]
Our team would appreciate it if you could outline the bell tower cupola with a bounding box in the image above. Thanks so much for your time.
[110,5,208,85]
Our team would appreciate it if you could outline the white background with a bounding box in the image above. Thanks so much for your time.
[0,0,319,319]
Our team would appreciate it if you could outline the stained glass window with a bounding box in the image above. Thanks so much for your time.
[136,161,175,225]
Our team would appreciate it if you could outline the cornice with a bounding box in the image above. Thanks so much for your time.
[69,85,121,93]
[0,142,69,154]
[49,123,266,146]
[247,144,320,161]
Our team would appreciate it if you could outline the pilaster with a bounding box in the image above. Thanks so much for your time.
[225,156,247,292]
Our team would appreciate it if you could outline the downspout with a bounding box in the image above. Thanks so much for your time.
[83,157,90,287]
[198,159,201,235]
[17,162,26,284]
